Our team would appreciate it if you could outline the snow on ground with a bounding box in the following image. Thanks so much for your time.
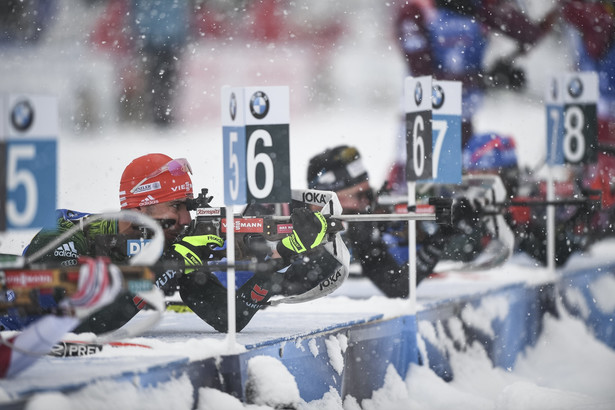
[2,240,615,409]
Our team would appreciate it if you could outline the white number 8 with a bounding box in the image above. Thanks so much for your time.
[563,105,585,163]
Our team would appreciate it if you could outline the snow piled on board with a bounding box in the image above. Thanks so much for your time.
[5,280,615,410]
[1,239,614,409]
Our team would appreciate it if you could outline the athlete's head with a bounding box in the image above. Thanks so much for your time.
[463,133,520,197]
[307,145,373,213]
[119,153,194,242]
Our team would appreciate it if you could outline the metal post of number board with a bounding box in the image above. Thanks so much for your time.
[407,181,417,314]
[226,205,237,348]
[546,89,557,275]
[546,155,556,275]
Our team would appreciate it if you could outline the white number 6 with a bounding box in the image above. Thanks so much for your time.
[247,130,274,199]
[412,116,425,177]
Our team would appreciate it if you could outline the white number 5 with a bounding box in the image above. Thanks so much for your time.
[228,132,239,201]
[7,144,37,226]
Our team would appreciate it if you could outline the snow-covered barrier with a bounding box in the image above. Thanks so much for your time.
[2,263,613,408]
[164,314,419,405]
[557,264,615,348]
[416,263,615,383]
[235,315,418,403]
[416,282,547,381]
[179,262,615,405]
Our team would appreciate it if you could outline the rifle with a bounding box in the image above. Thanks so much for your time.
[185,188,453,242]
[477,191,602,217]
[0,263,156,316]
[379,176,602,220]
[0,189,452,314]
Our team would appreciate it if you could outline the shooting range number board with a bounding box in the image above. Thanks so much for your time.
[1,95,57,231]
[426,80,462,184]
[405,77,462,184]
[545,72,598,166]
[405,76,433,182]
[221,86,291,205]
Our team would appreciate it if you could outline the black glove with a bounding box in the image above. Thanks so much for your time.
[485,59,526,91]
[171,234,224,273]
[277,208,328,262]
[416,231,447,280]
[345,221,378,252]
[452,197,481,227]
[440,197,487,261]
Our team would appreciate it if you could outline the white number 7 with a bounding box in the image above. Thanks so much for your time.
[431,119,448,179]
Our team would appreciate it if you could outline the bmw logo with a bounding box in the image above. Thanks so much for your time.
[414,83,423,106]
[250,91,269,119]
[230,92,237,121]
[567,77,583,99]
[432,85,445,109]
[11,99,34,132]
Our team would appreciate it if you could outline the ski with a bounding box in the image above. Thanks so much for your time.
[49,340,151,357]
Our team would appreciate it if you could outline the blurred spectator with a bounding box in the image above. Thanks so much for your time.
[92,0,191,126]
[395,0,557,145]
[130,0,191,126]
[386,0,557,194]
[0,0,57,45]
[91,0,143,123]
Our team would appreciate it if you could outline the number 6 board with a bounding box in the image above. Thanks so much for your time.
[222,86,291,205]
[404,76,433,181]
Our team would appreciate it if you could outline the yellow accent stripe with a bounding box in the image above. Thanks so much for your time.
[310,212,327,249]
[166,304,193,313]
[182,235,224,248]
[282,233,306,253]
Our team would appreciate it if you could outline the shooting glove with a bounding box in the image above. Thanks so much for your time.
[444,197,488,260]
[416,232,447,279]
[172,234,224,274]
[452,197,482,227]
[277,208,328,263]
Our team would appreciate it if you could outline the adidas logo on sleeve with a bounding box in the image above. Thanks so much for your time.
[54,241,79,258]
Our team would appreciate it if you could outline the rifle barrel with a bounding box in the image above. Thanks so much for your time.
[501,198,598,207]
[268,213,436,222]
[334,213,436,222]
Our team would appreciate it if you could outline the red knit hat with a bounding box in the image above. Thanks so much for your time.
[119,153,193,209]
